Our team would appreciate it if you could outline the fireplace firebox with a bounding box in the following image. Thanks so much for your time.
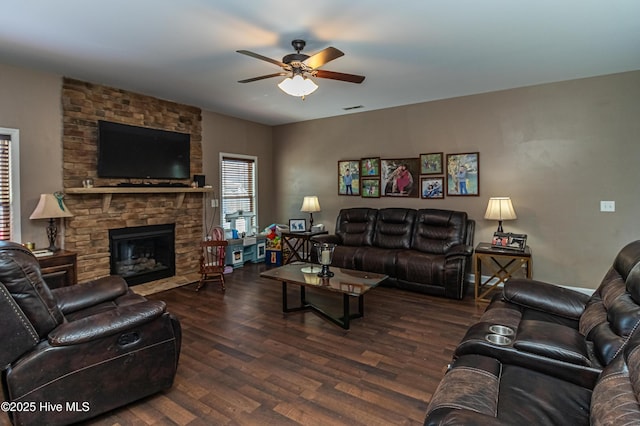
[108,224,175,286]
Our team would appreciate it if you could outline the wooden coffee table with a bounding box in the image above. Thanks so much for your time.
[260,262,387,329]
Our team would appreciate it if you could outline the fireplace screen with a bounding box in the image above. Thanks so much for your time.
[109,224,175,286]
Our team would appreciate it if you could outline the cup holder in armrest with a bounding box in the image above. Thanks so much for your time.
[489,325,515,336]
[485,334,512,346]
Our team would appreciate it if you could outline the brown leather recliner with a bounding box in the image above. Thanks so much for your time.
[0,241,181,425]
[453,240,640,386]
[425,334,640,425]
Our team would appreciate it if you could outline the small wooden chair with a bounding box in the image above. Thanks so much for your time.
[197,240,228,291]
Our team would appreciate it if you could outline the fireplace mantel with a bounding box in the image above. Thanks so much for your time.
[66,187,214,211]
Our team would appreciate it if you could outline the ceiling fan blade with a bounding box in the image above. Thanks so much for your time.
[236,50,288,68]
[314,70,365,84]
[238,73,286,83]
[304,47,344,69]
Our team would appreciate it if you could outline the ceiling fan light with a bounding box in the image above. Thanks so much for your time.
[278,74,318,97]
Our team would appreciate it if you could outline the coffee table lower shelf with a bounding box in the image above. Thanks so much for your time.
[282,282,364,330]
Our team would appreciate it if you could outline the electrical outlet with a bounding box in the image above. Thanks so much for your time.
[600,201,615,212]
[211,199,219,208]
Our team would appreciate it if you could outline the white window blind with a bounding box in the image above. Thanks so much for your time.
[0,136,12,240]
[221,155,257,234]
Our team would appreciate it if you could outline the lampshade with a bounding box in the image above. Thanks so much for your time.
[300,196,321,213]
[484,197,516,232]
[29,193,73,219]
[278,75,318,97]
[484,197,517,221]
[30,193,73,252]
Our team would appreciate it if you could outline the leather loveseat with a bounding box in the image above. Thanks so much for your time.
[0,241,182,426]
[313,208,475,299]
[424,240,640,425]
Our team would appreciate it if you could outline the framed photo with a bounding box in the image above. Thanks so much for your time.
[491,232,527,251]
[420,152,443,175]
[288,219,307,232]
[421,176,444,199]
[338,160,360,196]
[446,152,479,196]
[361,178,381,198]
[360,157,380,177]
[381,158,420,198]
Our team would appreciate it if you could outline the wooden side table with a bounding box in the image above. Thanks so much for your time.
[474,242,532,302]
[37,250,78,289]
[280,230,328,264]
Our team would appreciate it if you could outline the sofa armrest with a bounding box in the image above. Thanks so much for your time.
[52,276,129,314]
[503,278,590,320]
[311,234,342,245]
[444,243,474,258]
[47,300,166,346]
[513,320,591,365]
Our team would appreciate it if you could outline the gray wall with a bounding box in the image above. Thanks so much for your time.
[273,71,640,289]
[0,63,63,246]
[201,110,274,231]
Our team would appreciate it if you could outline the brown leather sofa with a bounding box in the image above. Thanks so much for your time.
[0,241,181,426]
[314,208,475,299]
[424,240,640,424]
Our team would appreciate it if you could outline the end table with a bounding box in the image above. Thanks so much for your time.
[37,250,78,289]
[280,230,328,264]
[474,242,532,302]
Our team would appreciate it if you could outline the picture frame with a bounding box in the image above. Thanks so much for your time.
[360,157,380,177]
[288,219,307,233]
[446,152,479,196]
[380,158,420,198]
[361,178,381,198]
[491,232,527,251]
[338,160,360,196]
[420,152,443,175]
[420,176,444,199]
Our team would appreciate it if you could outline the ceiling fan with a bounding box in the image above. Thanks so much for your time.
[237,39,365,98]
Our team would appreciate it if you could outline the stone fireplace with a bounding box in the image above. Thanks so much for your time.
[61,78,204,283]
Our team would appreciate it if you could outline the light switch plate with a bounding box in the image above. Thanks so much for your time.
[600,201,615,212]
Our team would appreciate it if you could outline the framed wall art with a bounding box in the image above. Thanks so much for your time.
[420,152,443,175]
[421,177,444,199]
[381,158,420,198]
[361,178,381,198]
[338,160,360,196]
[446,152,479,196]
[360,157,380,177]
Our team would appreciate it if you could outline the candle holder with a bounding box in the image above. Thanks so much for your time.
[314,242,336,278]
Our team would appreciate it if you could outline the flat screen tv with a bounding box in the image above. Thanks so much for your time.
[97,120,190,180]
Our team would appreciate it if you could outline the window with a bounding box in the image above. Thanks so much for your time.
[220,154,257,234]
[0,128,21,242]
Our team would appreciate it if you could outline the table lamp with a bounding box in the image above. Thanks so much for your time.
[484,197,517,232]
[29,192,73,251]
[300,196,321,231]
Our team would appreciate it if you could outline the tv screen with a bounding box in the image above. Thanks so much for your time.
[97,121,190,180]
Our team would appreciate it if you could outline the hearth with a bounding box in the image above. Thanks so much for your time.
[109,224,175,286]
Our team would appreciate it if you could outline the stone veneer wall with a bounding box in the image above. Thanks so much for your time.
[61,78,203,283]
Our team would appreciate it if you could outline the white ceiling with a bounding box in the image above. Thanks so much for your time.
[1,1,639,126]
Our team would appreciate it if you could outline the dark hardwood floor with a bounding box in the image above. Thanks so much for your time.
[10,264,487,426]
